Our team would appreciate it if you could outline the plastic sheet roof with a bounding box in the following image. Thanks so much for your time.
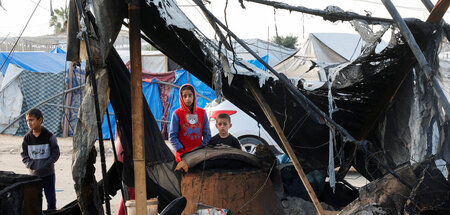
[0,52,67,75]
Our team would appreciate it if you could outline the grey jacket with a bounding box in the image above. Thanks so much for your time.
[21,127,60,177]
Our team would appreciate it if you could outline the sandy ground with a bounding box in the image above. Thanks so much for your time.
[0,134,121,214]
[0,134,369,213]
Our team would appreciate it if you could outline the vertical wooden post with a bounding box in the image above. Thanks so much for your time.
[246,78,336,215]
[129,0,147,214]
[63,62,74,138]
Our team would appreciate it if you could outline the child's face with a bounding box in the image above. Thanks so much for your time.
[216,118,232,136]
[26,115,42,131]
[181,89,194,108]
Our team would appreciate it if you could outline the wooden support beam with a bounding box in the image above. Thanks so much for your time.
[246,78,337,215]
[426,0,450,23]
[129,0,147,214]
[62,62,74,138]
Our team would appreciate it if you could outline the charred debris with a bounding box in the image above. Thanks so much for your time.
[66,0,450,214]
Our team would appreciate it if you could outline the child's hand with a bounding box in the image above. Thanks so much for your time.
[174,161,189,173]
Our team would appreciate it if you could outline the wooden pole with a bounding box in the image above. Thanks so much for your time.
[426,0,450,23]
[62,62,74,138]
[129,0,147,214]
[245,78,336,215]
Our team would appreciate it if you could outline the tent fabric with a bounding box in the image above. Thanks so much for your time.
[0,52,67,75]
[142,71,176,139]
[50,47,66,54]
[275,33,388,81]
[117,50,168,73]
[101,79,165,139]
[143,79,164,129]
[15,70,65,136]
[230,38,296,67]
[101,103,116,140]
[0,64,24,134]
[65,69,85,137]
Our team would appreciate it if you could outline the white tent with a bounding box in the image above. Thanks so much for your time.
[275,33,388,81]
[0,64,23,134]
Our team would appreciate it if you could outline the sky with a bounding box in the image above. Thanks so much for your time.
[0,0,447,42]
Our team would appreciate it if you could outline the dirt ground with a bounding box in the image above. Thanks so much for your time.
[0,134,368,213]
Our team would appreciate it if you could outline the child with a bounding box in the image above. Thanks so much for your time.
[209,113,241,149]
[21,108,60,210]
[169,84,211,162]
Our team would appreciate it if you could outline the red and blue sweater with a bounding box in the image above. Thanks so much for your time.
[169,84,211,160]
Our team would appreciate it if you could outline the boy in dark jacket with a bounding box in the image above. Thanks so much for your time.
[209,113,241,149]
[21,108,60,210]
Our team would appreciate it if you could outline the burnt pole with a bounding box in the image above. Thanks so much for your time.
[129,0,147,214]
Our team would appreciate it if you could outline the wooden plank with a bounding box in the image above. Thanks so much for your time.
[246,78,336,215]
[426,0,450,23]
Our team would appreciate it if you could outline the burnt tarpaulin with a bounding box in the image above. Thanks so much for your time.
[71,68,109,215]
[81,1,450,200]
[135,0,450,178]
[106,48,180,211]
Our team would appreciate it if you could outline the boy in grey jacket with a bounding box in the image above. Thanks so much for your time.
[21,108,60,210]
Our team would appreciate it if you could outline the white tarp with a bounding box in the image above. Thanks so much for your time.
[116,50,168,73]
[142,54,167,73]
[0,64,23,134]
[275,33,388,81]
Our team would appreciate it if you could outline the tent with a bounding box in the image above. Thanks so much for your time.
[275,33,388,81]
[0,51,68,136]
[50,47,66,54]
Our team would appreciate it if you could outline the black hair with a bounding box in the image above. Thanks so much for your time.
[26,108,43,120]
[180,85,195,95]
[217,113,231,123]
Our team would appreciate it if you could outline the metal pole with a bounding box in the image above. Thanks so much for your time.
[74,0,111,214]
[244,0,394,24]
[381,0,450,118]
[129,0,147,214]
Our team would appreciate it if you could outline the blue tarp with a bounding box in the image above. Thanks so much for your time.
[101,78,165,139]
[142,79,164,129]
[1,51,215,139]
[248,55,269,71]
[0,52,67,75]
[50,47,66,54]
